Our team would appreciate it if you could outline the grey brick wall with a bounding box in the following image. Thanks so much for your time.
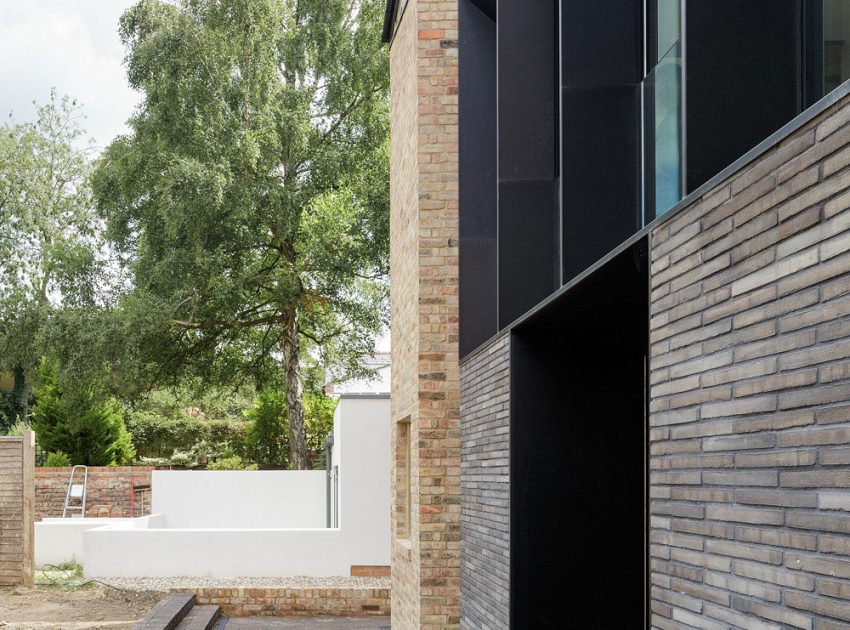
[650,93,850,628]
[460,333,510,629]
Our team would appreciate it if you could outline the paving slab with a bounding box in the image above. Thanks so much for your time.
[221,617,390,629]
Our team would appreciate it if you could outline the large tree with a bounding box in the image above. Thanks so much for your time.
[94,0,389,468]
[0,92,100,428]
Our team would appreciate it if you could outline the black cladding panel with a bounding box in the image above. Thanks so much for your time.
[560,0,643,283]
[498,0,558,182]
[460,0,498,358]
[498,181,560,328]
[469,0,495,20]
[497,0,560,328]
[686,0,801,193]
[562,85,641,281]
[561,0,643,88]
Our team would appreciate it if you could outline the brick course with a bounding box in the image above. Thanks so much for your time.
[389,0,461,628]
[459,333,510,629]
[173,586,390,617]
[35,466,153,520]
[650,93,850,629]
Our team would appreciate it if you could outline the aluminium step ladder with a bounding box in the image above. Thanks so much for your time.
[62,465,88,518]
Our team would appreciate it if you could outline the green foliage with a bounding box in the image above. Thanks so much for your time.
[243,390,289,469]
[3,416,32,437]
[243,389,336,469]
[31,360,135,466]
[305,392,336,455]
[125,409,246,461]
[44,451,72,467]
[0,93,104,397]
[93,0,390,468]
[208,455,257,471]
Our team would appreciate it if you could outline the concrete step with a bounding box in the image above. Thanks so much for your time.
[176,605,221,630]
[131,593,195,630]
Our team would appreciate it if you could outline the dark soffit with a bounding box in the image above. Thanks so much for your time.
[383,0,495,43]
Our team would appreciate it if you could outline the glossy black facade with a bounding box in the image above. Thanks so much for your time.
[458,0,845,359]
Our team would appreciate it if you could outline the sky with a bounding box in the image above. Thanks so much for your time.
[0,0,393,353]
[0,0,141,152]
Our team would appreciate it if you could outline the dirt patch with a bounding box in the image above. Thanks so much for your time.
[0,584,161,630]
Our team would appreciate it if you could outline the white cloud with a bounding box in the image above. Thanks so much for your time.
[0,0,141,152]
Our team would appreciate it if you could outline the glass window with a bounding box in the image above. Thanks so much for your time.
[644,43,683,222]
[651,0,681,66]
[643,0,683,222]
[824,0,850,92]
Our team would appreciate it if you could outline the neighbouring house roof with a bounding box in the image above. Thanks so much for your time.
[325,354,391,397]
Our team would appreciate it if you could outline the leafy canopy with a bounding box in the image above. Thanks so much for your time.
[93,0,390,468]
[0,92,105,427]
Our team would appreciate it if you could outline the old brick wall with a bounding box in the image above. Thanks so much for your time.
[35,466,153,520]
[389,0,422,625]
[178,585,390,617]
[460,333,509,629]
[0,432,34,586]
[389,0,461,628]
[650,93,850,628]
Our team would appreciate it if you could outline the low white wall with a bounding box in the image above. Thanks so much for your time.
[35,515,164,568]
[151,470,326,529]
[84,396,391,578]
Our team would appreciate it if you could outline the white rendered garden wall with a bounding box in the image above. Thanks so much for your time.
[82,394,391,577]
[35,515,164,567]
[152,470,326,528]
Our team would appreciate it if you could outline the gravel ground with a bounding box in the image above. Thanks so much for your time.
[94,576,391,592]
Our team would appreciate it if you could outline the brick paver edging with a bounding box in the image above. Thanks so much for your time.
[171,587,390,617]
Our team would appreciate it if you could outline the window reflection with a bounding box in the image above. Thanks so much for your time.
[825,1,850,92]
[643,0,683,223]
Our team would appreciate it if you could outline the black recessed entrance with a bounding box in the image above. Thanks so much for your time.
[510,239,648,628]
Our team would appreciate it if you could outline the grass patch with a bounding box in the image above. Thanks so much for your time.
[35,562,96,590]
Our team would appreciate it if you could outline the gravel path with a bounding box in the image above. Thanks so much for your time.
[94,576,391,592]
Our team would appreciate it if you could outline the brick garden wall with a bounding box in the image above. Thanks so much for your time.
[175,585,390,617]
[459,334,510,629]
[389,0,461,628]
[0,432,34,586]
[35,466,153,520]
[649,93,850,628]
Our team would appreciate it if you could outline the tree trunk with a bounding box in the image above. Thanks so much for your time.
[282,308,309,470]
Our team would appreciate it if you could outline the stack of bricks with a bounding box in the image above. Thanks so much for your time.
[388,1,461,628]
[176,586,390,618]
[35,466,153,520]
[0,432,34,586]
[650,92,850,628]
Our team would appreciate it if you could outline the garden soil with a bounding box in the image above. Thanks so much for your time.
[0,584,161,629]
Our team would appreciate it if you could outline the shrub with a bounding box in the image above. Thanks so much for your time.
[125,411,247,461]
[4,417,32,437]
[243,390,337,470]
[243,390,289,469]
[31,360,135,466]
[305,393,336,457]
[44,451,72,467]
[208,455,257,470]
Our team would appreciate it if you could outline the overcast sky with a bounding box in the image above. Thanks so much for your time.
[0,0,141,152]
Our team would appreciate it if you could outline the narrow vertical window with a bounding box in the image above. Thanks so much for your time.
[824,0,850,92]
[395,418,411,540]
[643,0,683,222]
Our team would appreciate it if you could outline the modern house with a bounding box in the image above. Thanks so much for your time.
[385,1,850,628]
